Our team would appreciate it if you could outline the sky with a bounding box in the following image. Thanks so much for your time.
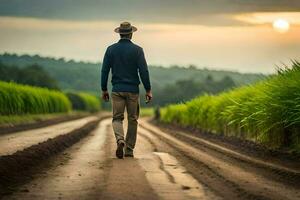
[0,0,300,73]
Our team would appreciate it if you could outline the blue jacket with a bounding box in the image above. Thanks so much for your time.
[101,39,151,93]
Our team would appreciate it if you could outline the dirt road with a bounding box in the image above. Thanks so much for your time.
[1,117,299,200]
[0,116,98,156]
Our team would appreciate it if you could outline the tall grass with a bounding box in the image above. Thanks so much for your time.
[161,62,300,151]
[0,81,71,115]
[66,92,101,112]
[140,107,154,117]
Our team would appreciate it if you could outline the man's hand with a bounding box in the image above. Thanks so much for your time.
[145,90,153,104]
[102,90,109,102]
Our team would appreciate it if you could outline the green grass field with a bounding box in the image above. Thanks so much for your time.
[140,107,154,117]
[0,82,102,127]
[78,92,101,112]
[0,81,71,115]
[161,61,300,151]
[67,92,101,113]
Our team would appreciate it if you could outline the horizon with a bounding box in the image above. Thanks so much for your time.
[0,1,299,73]
[0,52,269,75]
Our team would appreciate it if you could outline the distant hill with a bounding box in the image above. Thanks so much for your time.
[0,53,266,93]
[0,63,59,90]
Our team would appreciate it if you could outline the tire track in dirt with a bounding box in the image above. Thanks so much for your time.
[139,119,300,200]
[0,114,110,197]
[1,119,111,200]
[101,120,220,200]
[157,127,300,186]
[0,116,99,156]
[0,113,91,135]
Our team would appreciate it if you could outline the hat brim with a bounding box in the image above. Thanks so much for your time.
[114,26,137,34]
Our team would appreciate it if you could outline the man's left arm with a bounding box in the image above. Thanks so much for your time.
[137,48,151,91]
[137,48,152,102]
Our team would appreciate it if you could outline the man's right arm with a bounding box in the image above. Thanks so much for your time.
[101,47,111,92]
[101,47,111,101]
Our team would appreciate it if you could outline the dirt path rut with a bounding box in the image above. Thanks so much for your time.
[2,117,299,200]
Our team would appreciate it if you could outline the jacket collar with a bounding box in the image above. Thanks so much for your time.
[118,38,132,43]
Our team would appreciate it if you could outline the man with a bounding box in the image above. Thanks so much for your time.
[101,22,152,159]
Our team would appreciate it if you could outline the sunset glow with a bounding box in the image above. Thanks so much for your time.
[0,16,299,73]
[235,12,300,26]
[273,19,290,33]
[0,9,300,74]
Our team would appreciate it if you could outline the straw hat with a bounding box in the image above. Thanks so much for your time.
[114,22,137,34]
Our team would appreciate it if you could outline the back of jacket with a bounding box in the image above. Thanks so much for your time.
[101,39,151,93]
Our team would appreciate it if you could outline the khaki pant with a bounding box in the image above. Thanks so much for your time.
[111,92,140,150]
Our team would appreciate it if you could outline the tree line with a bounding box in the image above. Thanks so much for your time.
[1,61,238,107]
[146,75,236,107]
[0,62,59,90]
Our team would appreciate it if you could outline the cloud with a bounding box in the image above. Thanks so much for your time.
[1,16,300,73]
[234,12,300,25]
[0,0,300,26]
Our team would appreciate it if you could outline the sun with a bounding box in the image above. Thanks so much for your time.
[273,19,290,33]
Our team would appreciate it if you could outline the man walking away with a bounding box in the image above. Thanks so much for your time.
[101,22,152,159]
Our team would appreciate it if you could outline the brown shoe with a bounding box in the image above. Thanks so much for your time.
[116,141,125,159]
[124,147,134,157]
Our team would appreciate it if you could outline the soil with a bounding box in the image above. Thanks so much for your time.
[0,113,92,135]
[0,119,100,195]
[152,120,300,169]
[139,118,300,200]
[1,116,299,200]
